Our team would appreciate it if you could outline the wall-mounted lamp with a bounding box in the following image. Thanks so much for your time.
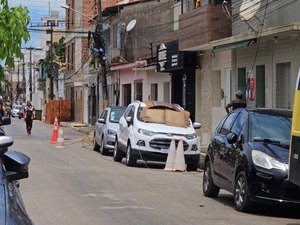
[273,36,279,43]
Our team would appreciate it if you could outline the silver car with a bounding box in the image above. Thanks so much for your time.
[94,106,126,155]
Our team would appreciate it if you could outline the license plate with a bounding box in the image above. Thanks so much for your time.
[160,148,169,153]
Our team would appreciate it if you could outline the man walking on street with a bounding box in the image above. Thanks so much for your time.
[24,101,35,135]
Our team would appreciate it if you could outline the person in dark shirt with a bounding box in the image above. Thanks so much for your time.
[24,101,35,135]
[225,90,246,113]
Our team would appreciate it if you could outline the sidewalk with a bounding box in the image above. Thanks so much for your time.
[59,122,94,134]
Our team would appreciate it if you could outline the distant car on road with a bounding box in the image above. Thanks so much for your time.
[94,106,126,155]
[202,108,299,212]
[113,101,201,170]
[11,105,24,118]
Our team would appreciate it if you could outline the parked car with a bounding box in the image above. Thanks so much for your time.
[11,105,24,118]
[202,108,300,212]
[113,101,201,171]
[0,117,34,224]
[94,106,126,155]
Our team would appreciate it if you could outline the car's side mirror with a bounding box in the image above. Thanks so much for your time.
[4,150,30,182]
[97,118,105,124]
[125,116,133,126]
[1,116,11,126]
[226,132,238,144]
[193,122,201,129]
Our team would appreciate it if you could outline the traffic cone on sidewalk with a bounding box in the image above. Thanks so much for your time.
[55,126,65,148]
[173,140,186,172]
[50,117,59,144]
[164,139,176,171]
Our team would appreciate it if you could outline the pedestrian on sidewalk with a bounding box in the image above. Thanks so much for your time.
[225,90,246,113]
[24,101,35,135]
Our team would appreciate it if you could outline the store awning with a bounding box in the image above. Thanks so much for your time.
[212,38,257,53]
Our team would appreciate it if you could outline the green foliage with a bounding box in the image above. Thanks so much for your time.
[44,36,66,77]
[0,0,30,93]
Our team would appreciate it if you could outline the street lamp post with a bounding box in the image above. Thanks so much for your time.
[22,47,43,102]
[61,4,95,22]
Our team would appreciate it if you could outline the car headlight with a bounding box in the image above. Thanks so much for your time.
[185,133,198,140]
[107,129,116,135]
[252,150,287,171]
[138,128,156,136]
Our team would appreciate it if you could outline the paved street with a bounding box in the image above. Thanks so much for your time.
[4,118,300,225]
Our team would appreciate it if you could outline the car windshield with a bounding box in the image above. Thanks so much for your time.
[109,109,125,123]
[14,105,23,110]
[250,112,291,144]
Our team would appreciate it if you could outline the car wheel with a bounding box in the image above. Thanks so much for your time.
[187,163,198,171]
[125,143,136,167]
[100,136,109,155]
[203,161,220,197]
[93,133,100,152]
[113,138,123,162]
[234,171,252,212]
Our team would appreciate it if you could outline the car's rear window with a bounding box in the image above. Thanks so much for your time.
[249,112,292,144]
[109,109,125,123]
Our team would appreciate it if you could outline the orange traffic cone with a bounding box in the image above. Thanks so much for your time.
[173,140,186,172]
[55,127,64,148]
[50,117,59,144]
[164,139,176,171]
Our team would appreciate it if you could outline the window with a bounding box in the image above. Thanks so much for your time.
[124,105,134,119]
[219,112,238,135]
[151,83,158,101]
[100,110,107,120]
[250,112,291,143]
[276,62,291,109]
[237,67,246,100]
[113,23,121,49]
[124,106,133,117]
[134,80,143,101]
[109,109,125,123]
[123,83,131,106]
[256,65,265,107]
[212,70,221,107]
[231,112,244,135]
[163,82,170,103]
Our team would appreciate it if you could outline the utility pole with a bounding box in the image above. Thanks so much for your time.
[94,0,107,118]
[17,60,20,102]
[22,58,25,103]
[29,46,33,101]
[48,22,55,100]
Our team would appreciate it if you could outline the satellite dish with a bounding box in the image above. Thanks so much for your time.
[126,19,137,32]
[239,0,261,21]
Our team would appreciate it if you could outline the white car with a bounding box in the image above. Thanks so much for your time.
[113,101,201,171]
[94,106,126,155]
[11,105,24,118]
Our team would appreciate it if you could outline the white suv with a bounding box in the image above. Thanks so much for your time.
[113,101,201,171]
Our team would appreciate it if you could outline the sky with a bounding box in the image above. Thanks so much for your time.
[8,0,66,48]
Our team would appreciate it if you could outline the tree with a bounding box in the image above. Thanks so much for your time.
[0,0,30,92]
[44,36,66,77]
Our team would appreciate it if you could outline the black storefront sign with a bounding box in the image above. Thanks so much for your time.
[157,40,184,72]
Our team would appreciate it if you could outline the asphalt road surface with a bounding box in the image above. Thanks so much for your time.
[4,118,300,225]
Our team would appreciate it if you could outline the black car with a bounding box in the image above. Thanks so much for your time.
[0,117,34,224]
[202,108,300,212]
